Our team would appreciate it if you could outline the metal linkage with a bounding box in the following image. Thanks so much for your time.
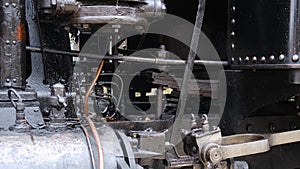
[26,46,229,66]
[188,117,300,169]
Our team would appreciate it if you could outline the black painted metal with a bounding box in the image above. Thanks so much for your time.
[228,0,300,69]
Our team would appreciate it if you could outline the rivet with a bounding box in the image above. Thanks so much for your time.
[12,79,17,83]
[252,56,257,63]
[6,79,10,83]
[12,3,16,8]
[269,55,275,61]
[5,40,10,44]
[12,41,16,45]
[292,54,299,62]
[231,44,235,49]
[231,19,236,24]
[260,56,266,62]
[231,32,235,37]
[4,3,9,7]
[232,6,236,11]
[238,57,242,63]
[279,54,285,61]
[245,56,250,63]
[231,57,235,63]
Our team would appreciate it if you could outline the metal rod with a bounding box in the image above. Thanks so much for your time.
[26,46,228,66]
[169,0,207,144]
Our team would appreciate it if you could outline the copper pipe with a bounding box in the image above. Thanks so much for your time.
[81,125,96,169]
[84,60,105,169]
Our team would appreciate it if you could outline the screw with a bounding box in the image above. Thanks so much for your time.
[292,54,299,62]
[270,55,275,61]
[279,54,285,61]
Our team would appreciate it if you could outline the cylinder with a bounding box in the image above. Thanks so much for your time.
[0,130,93,169]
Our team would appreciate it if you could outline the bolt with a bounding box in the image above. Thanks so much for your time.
[12,3,16,8]
[270,55,275,61]
[12,79,17,83]
[245,56,250,63]
[6,79,10,83]
[12,41,16,45]
[231,32,235,36]
[292,54,299,62]
[6,40,10,44]
[261,56,266,62]
[231,19,236,24]
[279,54,285,61]
[4,3,9,7]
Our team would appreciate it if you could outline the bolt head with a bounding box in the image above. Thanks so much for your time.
[4,3,9,7]
[270,55,275,61]
[12,3,16,7]
[12,41,16,45]
[6,40,10,44]
[261,56,266,62]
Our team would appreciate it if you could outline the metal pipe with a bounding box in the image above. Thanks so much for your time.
[170,0,207,144]
[26,46,228,66]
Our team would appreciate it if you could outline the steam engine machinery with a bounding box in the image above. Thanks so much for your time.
[1,0,300,168]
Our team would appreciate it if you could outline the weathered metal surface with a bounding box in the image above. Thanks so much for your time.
[0,0,27,88]
[0,130,93,169]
